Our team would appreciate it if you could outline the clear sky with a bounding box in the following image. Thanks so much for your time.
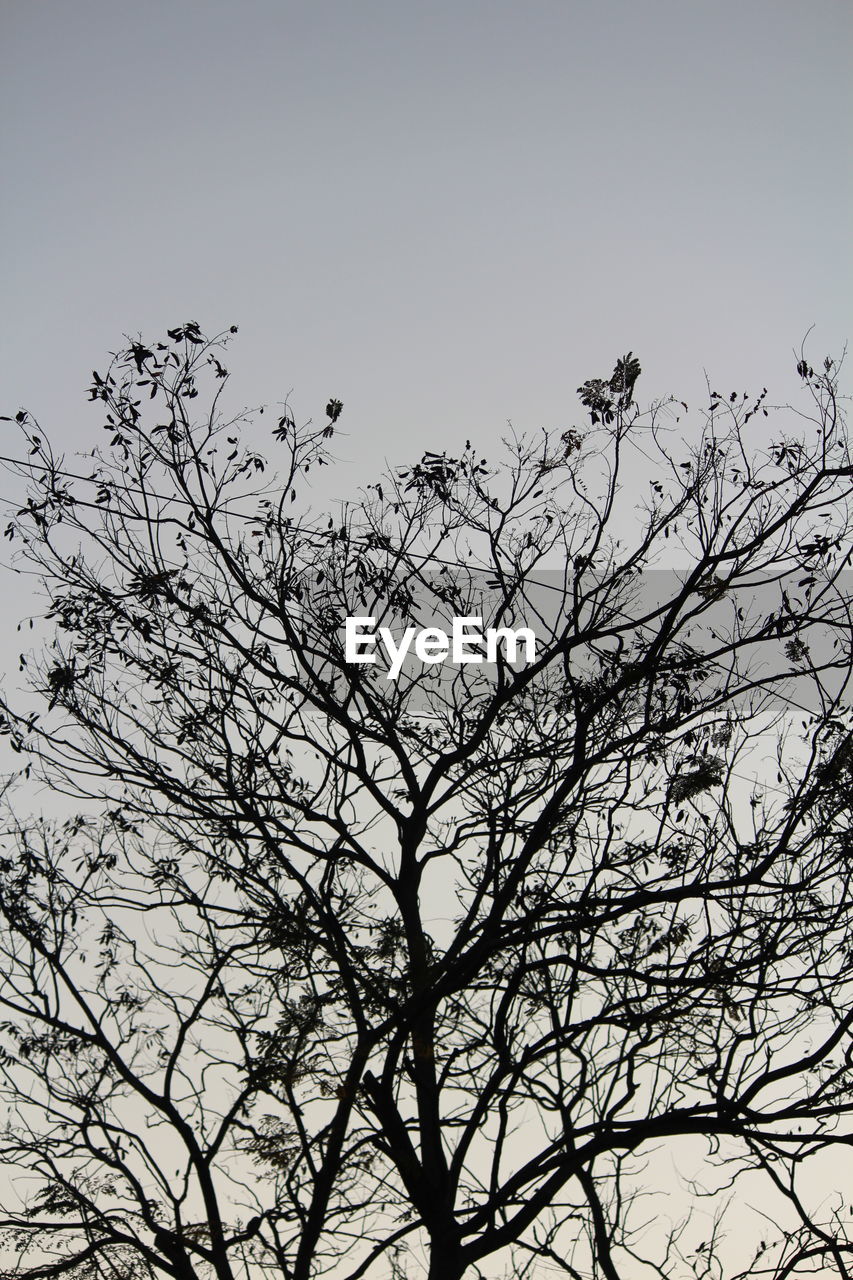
[1,0,850,493]
[0,4,851,1272]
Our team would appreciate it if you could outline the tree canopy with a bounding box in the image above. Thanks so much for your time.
[0,327,851,1280]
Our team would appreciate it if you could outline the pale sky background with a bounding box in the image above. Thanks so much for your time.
[0,3,851,1274]
[1,0,850,496]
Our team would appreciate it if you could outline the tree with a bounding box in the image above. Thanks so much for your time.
[0,325,851,1279]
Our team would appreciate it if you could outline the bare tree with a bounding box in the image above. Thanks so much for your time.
[0,326,852,1279]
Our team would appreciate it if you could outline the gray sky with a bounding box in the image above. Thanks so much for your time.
[0,4,851,1271]
[1,0,850,493]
